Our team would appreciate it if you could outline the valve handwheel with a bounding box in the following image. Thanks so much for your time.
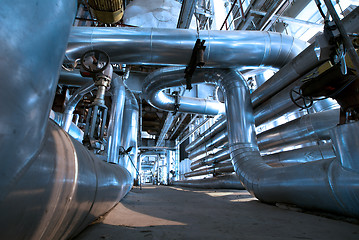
[80,50,110,73]
[290,87,313,110]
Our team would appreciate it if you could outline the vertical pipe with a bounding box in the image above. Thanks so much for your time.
[107,74,126,163]
[120,87,139,179]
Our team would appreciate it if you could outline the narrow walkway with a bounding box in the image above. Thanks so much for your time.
[75,185,359,240]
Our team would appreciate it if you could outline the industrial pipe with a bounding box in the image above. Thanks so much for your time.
[143,67,226,115]
[191,148,230,170]
[62,82,96,132]
[0,1,132,239]
[187,108,338,157]
[185,116,226,152]
[120,87,140,179]
[257,109,339,152]
[263,143,335,167]
[251,7,359,108]
[107,74,126,163]
[184,161,234,178]
[188,130,228,160]
[217,69,359,218]
[173,174,244,189]
[66,27,307,68]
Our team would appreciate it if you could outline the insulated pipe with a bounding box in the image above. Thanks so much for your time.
[257,109,339,152]
[156,112,178,147]
[263,143,335,167]
[143,67,226,115]
[188,130,228,160]
[120,87,139,179]
[62,82,96,132]
[59,69,93,86]
[188,108,338,156]
[0,1,132,239]
[191,148,230,170]
[185,116,226,152]
[251,7,359,108]
[184,161,234,178]
[107,74,126,163]
[217,69,359,218]
[66,27,307,68]
[173,174,244,189]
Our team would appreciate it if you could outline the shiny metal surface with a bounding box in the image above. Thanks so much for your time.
[185,116,226,152]
[120,87,139,179]
[188,130,228,160]
[184,161,234,178]
[0,0,76,200]
[62,82,96,132]
[251,7,359,108]
[331,122,359,171]
[59,69,93,86]
[219,69,359,218]
[263,143,335,167]
[173,174,244,189]
[0,2,133,238]
[253,80,303,126]
[107,74,126,163]
[50,110,84,142]
[257,109,339,152]
[156,113,178,147]
[143,67,226,115]
[66,27,307,68]
[190,148,230,170]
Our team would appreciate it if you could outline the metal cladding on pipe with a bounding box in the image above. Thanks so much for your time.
[190,148,230,170]
[143,67,226,115]
[0,0,76,199]
[217,69,359,218]
[62,82,96,132]
[59,69,93,86]
[66,27,307,68]
[185,116,226,152]
[188,130,228,160]
[0,121,132,240]
[173,174,244,189]
[0,1,132,238]
[251,7,359,108]
[107,74,126,163]
[257,109,340,152]
[184,161,234,178]
[263,143,335,167]
[157,112,178,147]
[120,87,139,179]
[253,80,303,126]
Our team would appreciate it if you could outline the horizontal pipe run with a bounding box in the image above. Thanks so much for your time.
[250,7,359,108]
[190,148,230,170]
[66,27,307,68]
[188,108,338,160]
[188,131,228,160]
[185,116,226,152]
[58,69,93,86]
[173,174,244,189]
[257,109,340,152]
[218,69,359,218]
[262,143,335,167]
[184,162,234,178]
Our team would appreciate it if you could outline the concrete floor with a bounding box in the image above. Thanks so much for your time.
[74,185,359,240]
